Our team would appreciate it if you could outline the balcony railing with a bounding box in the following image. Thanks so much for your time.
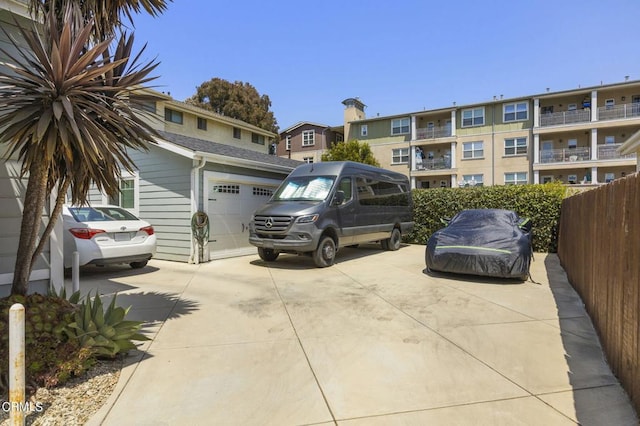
[539,147,590,163]
[597,143,637,160]
[416,157,452,170]
[539,109,591,127]
[597,103,640,121]
[415,125,452,140]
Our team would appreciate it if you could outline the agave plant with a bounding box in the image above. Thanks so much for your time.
[0,3,162,295]
[64,292,149,358]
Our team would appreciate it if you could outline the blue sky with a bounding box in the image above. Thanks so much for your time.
[130,0,640,132]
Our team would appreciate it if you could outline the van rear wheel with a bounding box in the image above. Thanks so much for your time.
[313,236,336,267]
[383,228,402,251]
[258,248,279,262]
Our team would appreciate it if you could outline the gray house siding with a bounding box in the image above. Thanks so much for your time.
[131,146,193,262]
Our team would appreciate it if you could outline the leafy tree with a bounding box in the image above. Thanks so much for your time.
[0,2,163,295]
[321,140,380,167]
[187,78,279,133]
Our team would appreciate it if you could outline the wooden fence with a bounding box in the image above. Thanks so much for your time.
[558,172,639,414]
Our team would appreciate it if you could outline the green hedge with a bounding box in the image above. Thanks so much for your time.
[407,182,567,252]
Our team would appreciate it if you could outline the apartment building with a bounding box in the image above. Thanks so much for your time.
[277,122,344,163]
[341,80,639,189]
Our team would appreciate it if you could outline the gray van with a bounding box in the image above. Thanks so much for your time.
[248,161,414,267]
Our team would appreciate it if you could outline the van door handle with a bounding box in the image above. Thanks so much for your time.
[242,223,245,232]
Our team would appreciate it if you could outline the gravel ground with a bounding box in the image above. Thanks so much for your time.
[0,359,122,426]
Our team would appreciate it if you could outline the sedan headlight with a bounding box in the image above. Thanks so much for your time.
[296,214,319,224]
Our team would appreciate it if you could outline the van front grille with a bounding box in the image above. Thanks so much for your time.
[253,215,292,232]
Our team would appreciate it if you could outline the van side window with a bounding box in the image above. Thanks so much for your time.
[356,177,409,206]
[338,177,352,202]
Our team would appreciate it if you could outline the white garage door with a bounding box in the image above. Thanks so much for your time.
[206,173,280,260]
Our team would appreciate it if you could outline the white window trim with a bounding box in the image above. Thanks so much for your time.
[461,107,485,127]
[503,102,528,122]
[504,137,528,156]
[285,135,291,150]
[462,141,484,159]
[391,148,409,164]
[361,124,368,137]
[391,118,410,135]
[504,172,528,185]
[101,171,140,216]
[302,130,315,146]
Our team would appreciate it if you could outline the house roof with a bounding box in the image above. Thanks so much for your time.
[157,131,302,172]
[619,128,640,155]
[280,121,331,134]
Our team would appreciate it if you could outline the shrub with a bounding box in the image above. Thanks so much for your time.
[0,294,94,396]
[407,182,567,252]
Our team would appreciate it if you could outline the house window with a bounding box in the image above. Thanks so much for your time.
[302,130,315,146]
[504,172,528,185]
[503,102,528,122]
[504,137,527,156]
[462,107,485,127]
[233,127,241,139]
[605,99,615,109]
[361,125,368,137]
[197,117,207,130]
[285,135,291,151]
[252,133,265,145]
[335,133,344,143]
[392,148,409,164]
[568,139,577,149]
[108,178,135,209]
[303,157,314,164]
[164,108,183,124]
[391,118,410,135]
[462,141,484,159]
[460,174,483,187]
[605,135,615,144]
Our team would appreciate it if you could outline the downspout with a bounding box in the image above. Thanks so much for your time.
[189,156,207,264]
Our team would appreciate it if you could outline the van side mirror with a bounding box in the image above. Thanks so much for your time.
[332,190,345,206]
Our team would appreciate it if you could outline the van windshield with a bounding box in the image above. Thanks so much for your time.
[272,176,335,201]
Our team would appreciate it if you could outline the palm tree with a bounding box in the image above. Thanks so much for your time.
[0,2,164,295]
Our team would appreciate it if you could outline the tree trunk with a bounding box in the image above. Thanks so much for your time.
[11,160,50,296]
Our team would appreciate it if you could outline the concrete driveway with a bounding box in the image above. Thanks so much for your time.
[81,244,638,425]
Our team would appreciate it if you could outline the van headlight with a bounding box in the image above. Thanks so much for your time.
[296,214,319,224]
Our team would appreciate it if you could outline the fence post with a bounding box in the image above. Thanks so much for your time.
[72,251,80,293]
[9,303,25,426]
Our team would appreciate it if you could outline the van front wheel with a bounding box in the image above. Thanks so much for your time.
[258,248,279,262]
[314,236,336,267]
[382,228,402,251]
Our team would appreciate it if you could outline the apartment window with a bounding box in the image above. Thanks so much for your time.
[568,139,577,149]
[135,100,156,113]
[568,103,577,111]
[504,137,527,156]
[303,157,314,164]
[541,175,554,184]
[233,127,241,139]
[302,130,315,146]
[503,102,528,122]
[462,107,485,127]
[605,99,615,109]
[252,133,265,145]
[460,174,483,187]
[164,108,183,124]
[568,174,578,184]
[197,117,207,130]
[504,172,528,185]
[391,118,410,135]
[392,148,409,164]
[462,141,484,159]
[361,125,368,137]
[605,135,615,144]
[605,172,615,183]
[285,135,291,151]
[108,178,135,209]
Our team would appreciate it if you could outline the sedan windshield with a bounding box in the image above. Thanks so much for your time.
[69,206,139,222]
[272,176,335,201]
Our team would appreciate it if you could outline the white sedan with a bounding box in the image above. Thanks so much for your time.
[62,205,157,269]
